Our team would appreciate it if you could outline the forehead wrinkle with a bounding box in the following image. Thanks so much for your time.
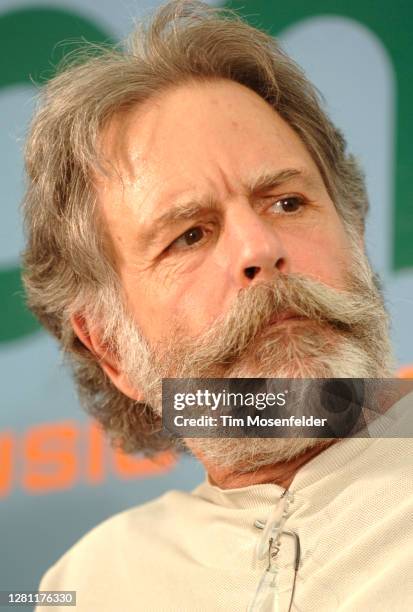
[246,167,322,194]
[137,165,324,251]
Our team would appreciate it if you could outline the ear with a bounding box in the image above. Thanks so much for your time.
[71,313,144,402]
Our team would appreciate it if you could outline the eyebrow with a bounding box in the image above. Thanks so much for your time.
[139,167,317,250]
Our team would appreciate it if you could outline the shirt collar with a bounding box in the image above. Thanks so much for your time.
[191,437,379,510]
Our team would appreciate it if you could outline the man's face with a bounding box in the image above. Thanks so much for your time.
[93,78,392,469]
[99,79,352,348]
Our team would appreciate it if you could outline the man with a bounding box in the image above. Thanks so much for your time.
[23,1,412,610]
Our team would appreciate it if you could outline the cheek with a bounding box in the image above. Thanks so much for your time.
[287,220,351,288]
[165,261,233,334]
[125,259,232,343]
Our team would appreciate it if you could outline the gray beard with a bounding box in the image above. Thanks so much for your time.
[116,251,394,470]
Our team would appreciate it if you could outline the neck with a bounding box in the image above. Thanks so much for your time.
[204,440,338,490]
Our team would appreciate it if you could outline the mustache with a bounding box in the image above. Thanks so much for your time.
[165,270,387,376]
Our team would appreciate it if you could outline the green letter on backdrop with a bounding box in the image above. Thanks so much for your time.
[0,7,112,344]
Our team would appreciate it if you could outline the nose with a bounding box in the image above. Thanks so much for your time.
[225,202,289,287]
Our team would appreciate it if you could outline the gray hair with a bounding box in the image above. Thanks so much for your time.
[22,0,369,454]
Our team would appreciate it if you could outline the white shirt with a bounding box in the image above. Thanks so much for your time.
[36,433,413,611]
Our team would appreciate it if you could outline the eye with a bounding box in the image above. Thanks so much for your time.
[168,226,207,251]
[269,195,306,214]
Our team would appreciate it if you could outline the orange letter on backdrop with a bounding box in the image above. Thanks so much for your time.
[0,432,13,497]
[85,421,106,485]
[23,422,78,493]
